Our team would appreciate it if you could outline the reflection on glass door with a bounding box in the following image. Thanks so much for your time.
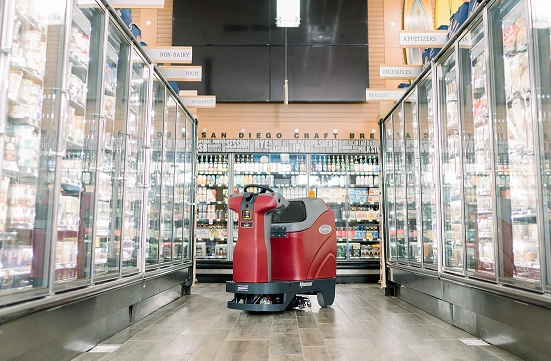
[404,91,422,264]
[439,51,464,272]
[418,77,438,267]
[394,110,406,261]
[0,0,67,294]
[384,121,396,261]
[161,96,176,263]
[55,3,102,285]
[173,105,185,261]
[147,77,165,266]
[489,0,540,283]
[94,22,130,277]
[459,22,495,277]
[121,49,148,272]
[532,0,551,287]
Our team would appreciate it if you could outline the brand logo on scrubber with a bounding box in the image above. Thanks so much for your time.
[319,225,332,234]
[237,285,248,291]
[300,281,313,287]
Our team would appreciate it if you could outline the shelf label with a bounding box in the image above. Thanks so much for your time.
[399,30,448,48]
[158,66,202,81]
[144,47,192,64]
[366,89,405,102]
[180,95,216,108]
[106,0,165,8]
[380,65,422,80]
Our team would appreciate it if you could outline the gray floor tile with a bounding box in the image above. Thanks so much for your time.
[272,317,299,334]
[215,340,270,361]
[302,346,331,361]
[270,334,302,355]
[299,328,325,347]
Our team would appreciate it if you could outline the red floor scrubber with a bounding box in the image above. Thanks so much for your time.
[226,184,337,311]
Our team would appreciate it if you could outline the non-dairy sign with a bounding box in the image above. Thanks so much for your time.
[144,47,192,64]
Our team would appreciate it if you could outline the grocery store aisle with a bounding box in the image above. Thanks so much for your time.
[71,283,521,361]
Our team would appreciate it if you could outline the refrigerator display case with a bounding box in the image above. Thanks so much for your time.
[160,96,176,263]
[488,0,540,283]
[393,109,406,261]
[381,0,551,289]
[196,153,229,259]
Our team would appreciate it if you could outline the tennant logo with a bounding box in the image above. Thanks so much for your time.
[319,225,332,234]
[237,285,249,291]
[300,281,313,287]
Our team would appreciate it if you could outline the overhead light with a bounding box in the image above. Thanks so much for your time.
[276,0,300,27]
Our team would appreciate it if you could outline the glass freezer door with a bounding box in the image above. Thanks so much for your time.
[459,21,496,277]
[418,75,438,267]
[173,105,185,262]
[94,21,130,278]
[55,3,103,285]
[0,0,67,295]
[439,50,464,272]
[183,115,194,260]
[161,96,177,263]
[146,77,165,267]
[121,49,149,272]
[393,109,406,261]
[532,0,551,287]
[489,0,540,284]
[384,119,396,261]
[404,90,422,264]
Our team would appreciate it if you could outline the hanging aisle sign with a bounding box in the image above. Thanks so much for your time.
[107,0,165,8]
[158,66,202,81]
[380,65,423,80]
[180,96,216,108]
[399,30,448,48]
[366,89,406,102]
[144,47,192,64]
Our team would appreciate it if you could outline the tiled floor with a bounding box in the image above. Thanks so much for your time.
[72,283,522,361]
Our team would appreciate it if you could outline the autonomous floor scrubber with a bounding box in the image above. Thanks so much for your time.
[226,184,337,311]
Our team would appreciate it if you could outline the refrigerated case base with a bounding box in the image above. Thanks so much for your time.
[0,266,192,361]
[388,267,551,361]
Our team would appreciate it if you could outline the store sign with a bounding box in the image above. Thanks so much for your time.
[366,89,405,102]
[399,30,448,48]
[198,139,380,154]
[144,47,192,64]
[180,95,216,108]
[106,0,165,8]
[380,65,422,80]
[158,66,202,81]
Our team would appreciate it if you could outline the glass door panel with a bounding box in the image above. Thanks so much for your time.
[459,22,496,277]
[55,3,103,285]
[404,90,422,264]
[419,76,438,267]
[0,0,67,294]
[183,115,193,260]
[532,0,551,287]
[146,77,165,267]
[270,153,308,199]
[439,51,464,272]
[384,119,396,261]
[197,153,229,260]
[161,96,176,263]
[173,106,185,262]
[489,0,540,283]
[121,49,148,272]
[394,109,406,261]
[309,154,348,259]
[94,21,130,277]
